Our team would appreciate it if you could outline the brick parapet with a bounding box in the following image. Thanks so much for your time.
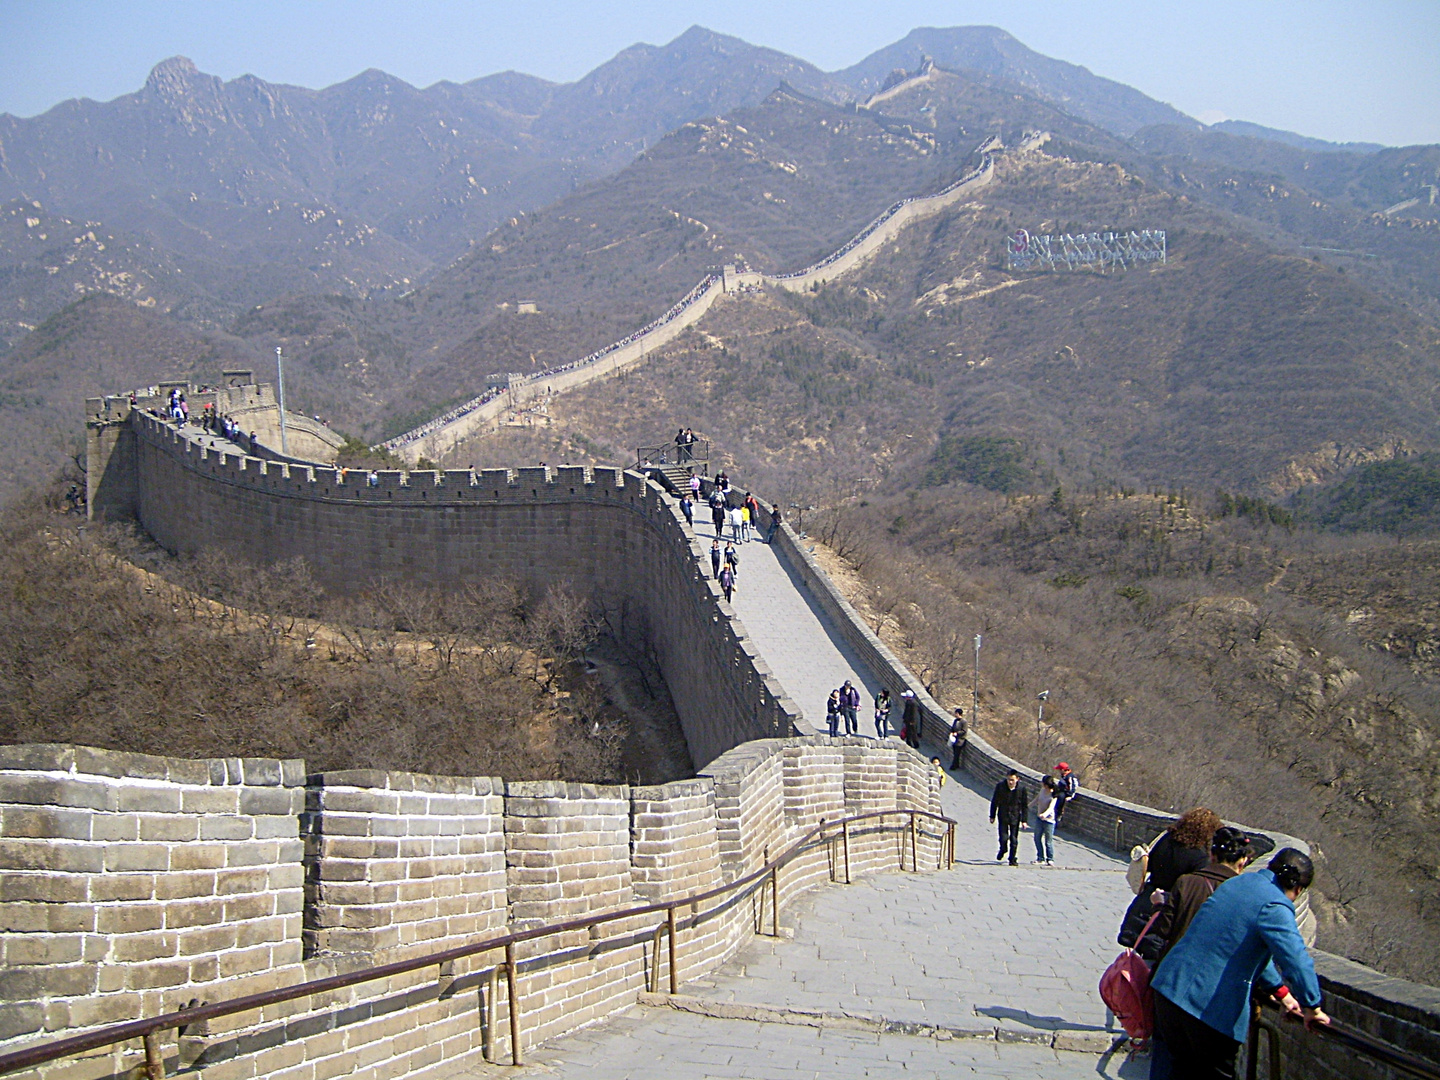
[301,771,506,961]
[0,744,307,1049]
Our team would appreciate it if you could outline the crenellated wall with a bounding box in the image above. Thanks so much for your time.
[90,407,807,769]
[0,738,942,1080]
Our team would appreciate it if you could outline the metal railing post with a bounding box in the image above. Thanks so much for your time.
[482,966,497,1063]
[842,820,851,884]
[909,813,918,872]
[770,865,780,936]
[1247,1014,1280,1080]
[649,925,663,993]
[505,942,522,1066]
[142,1031,164,1080]
[948,822,956,869]
[667,906,679,995]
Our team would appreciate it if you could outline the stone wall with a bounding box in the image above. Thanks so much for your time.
[400,278,725,466]
[0,745,307,1044]
[765,156,995,293]
[0,738,941,1080]
[92,410,802,769]
[1244,953,1440,1080]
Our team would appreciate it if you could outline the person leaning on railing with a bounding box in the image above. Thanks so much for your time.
[1149,848,1329,1080]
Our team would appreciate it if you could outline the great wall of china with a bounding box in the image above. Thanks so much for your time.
[378,132,1058,467]
[4,124,1435,1080]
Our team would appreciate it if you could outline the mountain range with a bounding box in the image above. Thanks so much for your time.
[0,24,1437,496]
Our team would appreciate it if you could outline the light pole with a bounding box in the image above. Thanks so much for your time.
[275,346,290,457]
[972,634,982,729]
[1036,690,1050,754]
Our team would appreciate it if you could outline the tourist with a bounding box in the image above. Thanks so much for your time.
[710,492,726,536]
[744,493,762,538]
[689,472,702,498]
[740,502,752,542]
[1117,807,1223,963]
[723,542,739,578]
[719,563,735,603]
[840,680,860,736]
[728,504,745,543]
[931,757,946,789]
[680,493,694,528]
[1033,776,1058,865]
[826,689,842,738]
[675,428,687,461]
[949,707,968,770]
[989,770,1029,866]
[710,539,722,579]
[768,504,783,543]
[900,690,922,748]
[1053,761,1079,821]
[873,687,891,738]
[1150,849,1328,1080]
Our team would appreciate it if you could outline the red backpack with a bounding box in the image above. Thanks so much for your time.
[1099,910,1162,1042]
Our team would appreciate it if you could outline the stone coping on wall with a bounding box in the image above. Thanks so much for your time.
[0,742,305,788]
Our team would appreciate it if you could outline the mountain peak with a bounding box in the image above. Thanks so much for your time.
[146,56,200,96]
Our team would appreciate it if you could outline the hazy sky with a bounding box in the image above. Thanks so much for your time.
[2,0,1437,146]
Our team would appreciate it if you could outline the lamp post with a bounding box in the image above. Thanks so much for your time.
[275,346,290,457]
[972,634,982,729]
[1036,690,1049,754]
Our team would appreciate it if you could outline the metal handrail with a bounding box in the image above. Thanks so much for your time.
[0,807,956,1076]
[636,439,710,469]
[1250,1000,1440,1080]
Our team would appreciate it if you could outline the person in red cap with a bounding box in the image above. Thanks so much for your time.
[1053,762,1078,823]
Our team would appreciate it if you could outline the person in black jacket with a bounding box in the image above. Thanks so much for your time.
[900,691,921,748]
[1117,807,1223,962]
[989,770,1030,866]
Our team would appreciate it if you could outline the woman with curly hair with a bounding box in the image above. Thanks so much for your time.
[1117,807,1223,963]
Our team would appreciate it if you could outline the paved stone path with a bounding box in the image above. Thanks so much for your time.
[486,1008,1144,1079]
[695,518,880,733]
[440,516,1147,1078]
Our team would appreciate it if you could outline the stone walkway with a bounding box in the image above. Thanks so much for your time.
[696,518,880,733]
[441,516,1146,1079]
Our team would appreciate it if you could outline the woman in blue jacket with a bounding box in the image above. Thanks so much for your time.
[1149,848,1330,1079]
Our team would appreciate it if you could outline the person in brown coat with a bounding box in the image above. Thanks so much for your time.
[1151,826,1253,964]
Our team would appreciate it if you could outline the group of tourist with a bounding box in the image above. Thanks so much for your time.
[1116,807,1329,1078]
[987,761,1076,866]
[972,771,1328,1076]
[158,389,253,447]
[680,468,781,548]
[673,428,698,461]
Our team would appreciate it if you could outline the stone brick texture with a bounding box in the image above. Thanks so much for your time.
[1,738,945,1080]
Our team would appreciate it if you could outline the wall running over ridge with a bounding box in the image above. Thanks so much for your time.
[74,397,1440,1078]
[90,407,806,768]
[0,738,943,1080]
